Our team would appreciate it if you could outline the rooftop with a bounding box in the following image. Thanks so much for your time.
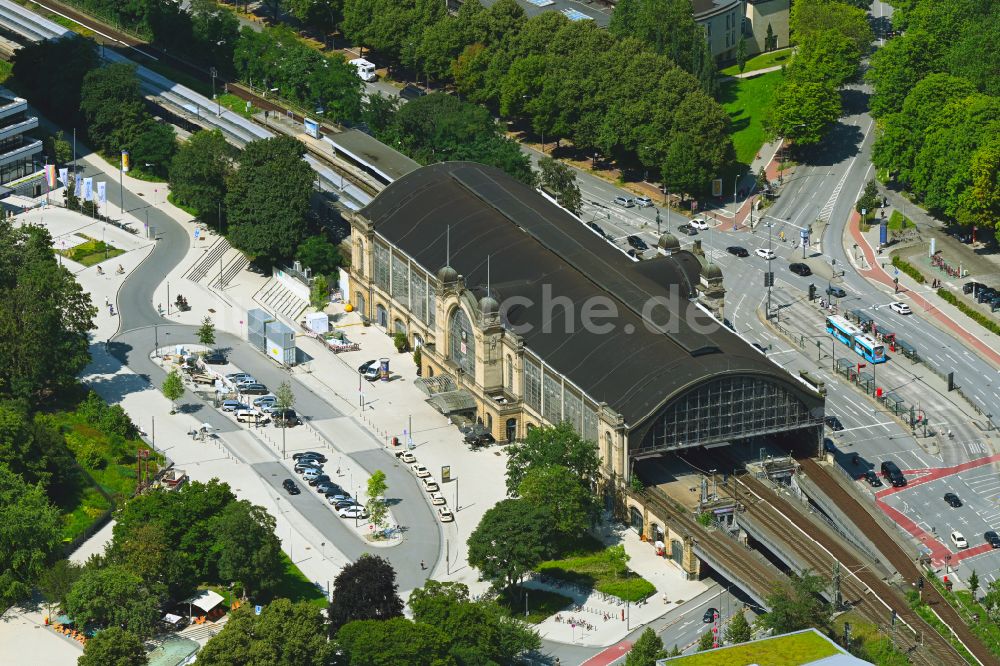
[360,162,811,429]
[660,629,870,665]
[327,128,421,184]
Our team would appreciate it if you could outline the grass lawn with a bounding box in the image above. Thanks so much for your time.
[56,235,126,267]
[720,49,793,76]
[262,552,328,608]
[536,535,656,602]
[669,629,840,665]
[166,192,200,217]
[218,93,259,118]
[0,60,12,84]
[60,485,111,542]
[719,70,784,166]
[495,585,573,624]
[887,210,914,231]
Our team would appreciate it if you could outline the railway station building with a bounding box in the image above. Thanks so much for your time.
[344,162,824,572]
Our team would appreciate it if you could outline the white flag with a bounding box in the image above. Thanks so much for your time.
[82,177,93,202]
[97,181,106,204]
[74,177,82,197]
[58,168,68,187]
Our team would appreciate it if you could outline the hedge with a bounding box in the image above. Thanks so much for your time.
[891,256,925,284]
[938,289,1000,336]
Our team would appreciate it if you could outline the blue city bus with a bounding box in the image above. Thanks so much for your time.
[853,333,886,364]
[826,315,861,346]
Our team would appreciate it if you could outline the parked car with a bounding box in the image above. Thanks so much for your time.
[358,359,377,374]
[272,409,302,428]
[308,474,331,487]
[689,218,709,230]
[977,288,996,304]
[422,478,439,492]
[963,281,985,295]
[233,376,259,387]
[586,221,608,238]
[826,286,847,298]
[985,531,1000,548]
[222,400,247,412]
[429,492,446,506]
[944,492,963,507]
[236,409,269,424]
[226,373,254,383]
[437,507,454,522]
[789,263,812,276]
[334,498,359,510]
[239,383,270,395]
[825,415,844,431]
[411,464,431,478]
[400,452,416,463]
[889,302,912,315]
[302,468,322,482]
[863,471,882,487]
[295,462,323,474]
[315,482,338,494]
[726,246,749,257]
[399,84,426,101]
[282,479,300,495]
[676,224,698,236]
[755,248,776,260]
[951,531,968,549]
[293,451,327,463]
[627,235,649,251]
[339,506,369,519]
[254,395,278,407]
[465,432,496,448]
[635,196,653,208]
[613,195,635,208]
[703,608,718,623]
[202,351,227,365]
[363,365,381,381]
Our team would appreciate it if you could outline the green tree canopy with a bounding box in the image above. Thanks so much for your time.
[505,422,600,496]
[197,316,216,348]
[0,222,96,401]
[789,30,859,88]
[161,369,184,411]
[724,609,753,644]
[537,157,581,214]
[0,402,79,503]
[39,559,83,615]
[295,235,342,276]
[210,501,283,596]
[518,464,596,537]
[764,81,841,147]
[0,463,60,608]
[196,599,335,666]
[467,498,554,592]
[11,36,97,127]
[625,627,667,666]
[337,617,455,665]
[225,136,315,265]
[80,63,146,154]
[327,553,404,632]
[789,0,872,55]
[168,130,233,227]
[866,30,944,118]
[65,564,161,638]
[761,570,832,634]
[79,627,148,666]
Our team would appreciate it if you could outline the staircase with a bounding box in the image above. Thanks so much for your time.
[210,252,249,290]
[184,237,231,283]
[254,279,309,323]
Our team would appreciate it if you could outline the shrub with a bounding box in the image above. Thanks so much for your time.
[79,445,106,470]
[891,256,925,284]
[939,289,1000,337]
[393,332,408,353]
[79,391,106,424]
[697,511,713,527]
[100,405,137,439]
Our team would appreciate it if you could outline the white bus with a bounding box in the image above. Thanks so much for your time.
[349,58,377,82]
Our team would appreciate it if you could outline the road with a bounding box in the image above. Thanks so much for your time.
[101,160,442,591]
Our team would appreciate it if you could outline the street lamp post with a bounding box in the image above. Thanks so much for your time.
[766,222,774,318]
[211,67,220,116]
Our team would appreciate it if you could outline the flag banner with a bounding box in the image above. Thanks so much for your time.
[74,177,82,197]
[58,168,68,187]
[121,150,130,173]
[97,181,106,204]
[44,164,56,188]
[83,177,93,202]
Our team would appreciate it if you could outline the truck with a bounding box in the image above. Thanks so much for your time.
[349,58,377,82]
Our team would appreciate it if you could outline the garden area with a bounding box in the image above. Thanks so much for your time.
[264,552,329,609]
[720,70,784,165]
[669,628,840,665]
[720,48,793,76]
[536,536,656,602]
[496,586,573,625]
[55,234,125,267]
[887,210,915,232]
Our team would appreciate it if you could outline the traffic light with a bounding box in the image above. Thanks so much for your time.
[809,284,817,301]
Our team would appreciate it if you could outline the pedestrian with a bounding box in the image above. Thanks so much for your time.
[105,296,110,307]
[420,560,426,570]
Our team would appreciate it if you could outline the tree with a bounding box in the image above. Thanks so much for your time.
[625,627,666,666]
[225,136,314,265]
[537,157,581,214]
[211,502,283,596]
[0,403,80,502]
[65,565,161,638]
[337,617,454,666]
[736,36,747,74]
[0,463,60,608]
[196,599,335,666]
[969,570,980,600]
[296,235,342,276]
[367,469,389,532]
[724,609,752,644]
[80,63,146,154]
[467,499,554,593]
[168,130,232,227]
[129,118,176,179]
[361,92,400,135]
[161,369,184,413]
[789,30,859,88]
[698,630,716,651]
[760,570,832,634]
[327,553,403,632]
[39,559,83,616]
[855,179,880,220]
[764,80,841,147]
[79,627,148,666]
[517,464,595,536]
[408,580,540,664]
[43,130,73,166]
[197,316,215,348]
[0,222,96,401]
[765,23,775,51]
[505,422,600,496]
[958,137,1000,237]
[11,35,97,126]
[288,0,343,33]
[866,30,944,118]
[789,0,871,55]
[190,0,240,73]
[310,274,330,310]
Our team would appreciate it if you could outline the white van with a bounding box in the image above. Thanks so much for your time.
[350,58,377,82]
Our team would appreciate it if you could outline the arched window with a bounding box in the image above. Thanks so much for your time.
[506,355,514,389]
[394,319,406,335]
[448,307,475,376]
[375,304,388,328]
[356,239,366,276]
[603,432,613,470]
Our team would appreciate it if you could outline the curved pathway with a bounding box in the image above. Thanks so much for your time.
[103,172,441,590]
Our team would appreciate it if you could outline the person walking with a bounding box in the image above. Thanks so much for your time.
[420,560,426,570]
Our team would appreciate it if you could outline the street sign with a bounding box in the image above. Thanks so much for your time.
[441,465,451,483]
[194,228,201,241]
